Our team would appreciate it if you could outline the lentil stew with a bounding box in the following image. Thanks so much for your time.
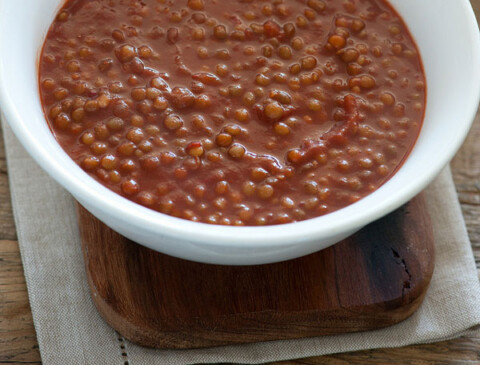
[39,0,425,226]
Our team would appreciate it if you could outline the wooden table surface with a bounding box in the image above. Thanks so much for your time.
[1,3,480,363]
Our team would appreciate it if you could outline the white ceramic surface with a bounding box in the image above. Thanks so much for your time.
[0,0,479,265]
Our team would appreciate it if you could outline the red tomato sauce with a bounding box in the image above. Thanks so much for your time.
[39,0,426,225]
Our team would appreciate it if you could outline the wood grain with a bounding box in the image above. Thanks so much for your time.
[0,129,40,364]
[0,0,480,361]
[78,195,433,349]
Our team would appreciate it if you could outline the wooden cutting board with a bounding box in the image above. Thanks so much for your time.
[78,193,434,349]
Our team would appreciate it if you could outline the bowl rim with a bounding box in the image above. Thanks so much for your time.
[0,0,479,249]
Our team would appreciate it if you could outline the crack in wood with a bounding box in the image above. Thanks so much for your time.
[391,248,412,300]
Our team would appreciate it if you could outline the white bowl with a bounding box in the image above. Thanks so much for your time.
[0,0,479,265]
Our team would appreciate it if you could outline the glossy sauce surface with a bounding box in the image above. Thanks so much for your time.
[39,0,425,225]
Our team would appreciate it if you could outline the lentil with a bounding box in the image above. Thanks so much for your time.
[228,143,246,159]
[264,101,284,119]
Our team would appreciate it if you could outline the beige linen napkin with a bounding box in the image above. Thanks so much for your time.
[3,119,480,365]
